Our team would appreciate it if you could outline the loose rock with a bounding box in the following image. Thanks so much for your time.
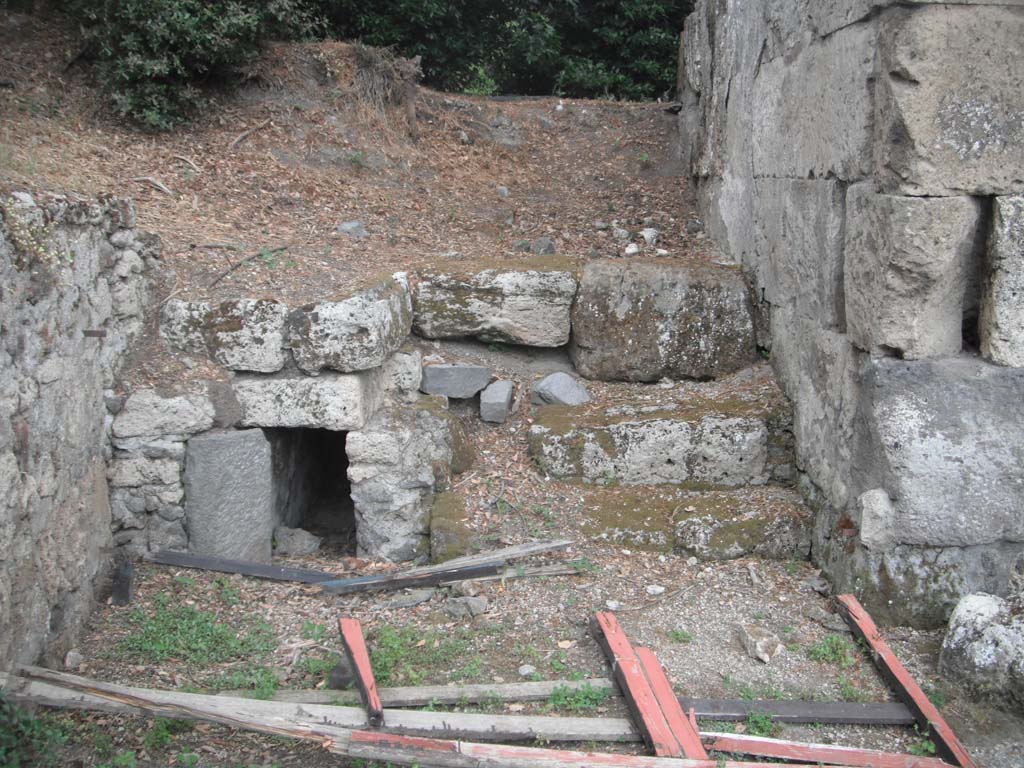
[531,372,590,406]
[337,220,368,238]
[739,624,783,664]
[421,364,492,399]
[532,236,556,255]
[273,526,321,556]
[480,380,514,424]
[445,596,489,619]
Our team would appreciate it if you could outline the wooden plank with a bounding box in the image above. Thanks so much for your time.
[703,731,954,768]
[338,617,384,727]
[636,648,708,760]
[11,667,641,744]
[319,539,573,594]
[591,612,683,757]
[836,594,977,768]
[146,550,338,583]
[679,697,914,725]
[345,730,828,768]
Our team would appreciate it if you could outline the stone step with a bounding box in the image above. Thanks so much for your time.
[527,364,792,488]
[578,485,811,560]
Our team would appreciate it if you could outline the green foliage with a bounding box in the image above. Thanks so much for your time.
[807,635,857,669]
[119,592,276,665]
[909,735,938,757]
[212,665,280,699]
[301,620,328,642]
[143,717,192,750]
[546,683,610,713]
[667,628,693,644]
[744,710,778,738]
[370,624,471,686]
[0,690,66,767]
[69,0,323,130]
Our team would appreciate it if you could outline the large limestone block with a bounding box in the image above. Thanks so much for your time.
[754,179,845,330]
[939,593,1024,712]
[751,21,875,181]
[160,299,288,373]
[981,196,1024,367]
[570,260,757,381]
[112,390,215,438]
[287,275,412,374]
[875,6,1024,196]
[233,369,383,431]
[844,185,982,358]
[853,357,1024,548]
[184,428,275,563]
[413,267,577,347]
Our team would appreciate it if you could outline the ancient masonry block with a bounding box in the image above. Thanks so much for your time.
[570,260,758,381]
[981,196,1024,367]
[875,5,1024,196]
[843,184,982,359]
[412,266,578,347]
[112,390,215,439]
[233,369,384,431]
[161,299,288,373]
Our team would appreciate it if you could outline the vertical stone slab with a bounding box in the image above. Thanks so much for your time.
[843,184,982,358]
[981,196,1024,367]
[184,428,275,563]
[874,5,1024,196]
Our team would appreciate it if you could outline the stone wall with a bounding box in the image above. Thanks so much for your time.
[679,1,1024,626]
[0,194,156,669]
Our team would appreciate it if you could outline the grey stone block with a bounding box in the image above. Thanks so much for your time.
[234,369,384,431]
[480,380,514,423]
[853,357,1024,548]
[570,260,757,381]
[531,372,590,406]
[273,526,321,556]
[981,196,1024,367]
[420,364,492,399]
[185,428,275,563]
[875,6,1024,196]
[160,299,288,373]
[844,185,982,359]
[413,267,577,347]
[287,276,412,374]
[113,390,215,438]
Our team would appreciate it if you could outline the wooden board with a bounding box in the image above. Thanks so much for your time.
[836,594,976,768]
[146,550,338,583]
[345,730,831,768]
[636,648,707,760]
[679,697,914,725]
[703,731,953,768]
[338,618,384,727]
[591,612,684,757]
[319,540,573,595]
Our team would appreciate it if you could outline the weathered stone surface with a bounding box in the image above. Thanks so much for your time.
[981,196,1024,367]
[273,526,321,556]
[287,276,412,374]
[480,380,514,423]
[233,369,384,431]
[531,372,590,406]
[939,593,1024,712]
[160,299,288,373]
[382,348,423,398]
[673,488,811,561]
[420,364,492,399]
[445,595,488,619]
[412,267,577,347]
[185,429,275,563]
[113,390,214,438]
[107,457,180,487]
[430,491,473,563]
[751,21,875,181]
[856,489,896,552]
[570,260,757,381]
[844,185,982,358]
[738,625,783,664]
[347,397,467,561]
[753,179,845,330]
[853,357,1024,548]
[875,6,1024,196]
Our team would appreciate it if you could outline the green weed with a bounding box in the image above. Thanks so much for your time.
[745,710,777,738]
[807,635,856,669]
[370,625,470,686]
[143,717,192,750]
[546,684,610,713]
[667,629,693,644]
[0,690,66,767]
[301,621,327,642]
[211,664,280,700]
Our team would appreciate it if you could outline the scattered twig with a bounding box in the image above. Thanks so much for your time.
[171,155,200,172]
[131,176,174,196]
[229,118,271,149]
[208,245,288,288]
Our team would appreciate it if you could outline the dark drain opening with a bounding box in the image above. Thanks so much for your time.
[266,428,355,553]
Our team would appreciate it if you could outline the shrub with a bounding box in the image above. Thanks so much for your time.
[0,690,66,767]
[70,0,322,130]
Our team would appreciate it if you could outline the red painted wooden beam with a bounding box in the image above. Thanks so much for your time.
[703,731,953,768]
[338,617,384,727]
[836,594,975,768]
[590,612,684,757]
[636,647,708,760]
[345,729,832,768]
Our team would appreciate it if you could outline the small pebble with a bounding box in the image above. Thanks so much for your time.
[518,664,537,678]
[646,585,666,596]
[497,185,509,198]
[606,600,622,611]
[624,243,640,256]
